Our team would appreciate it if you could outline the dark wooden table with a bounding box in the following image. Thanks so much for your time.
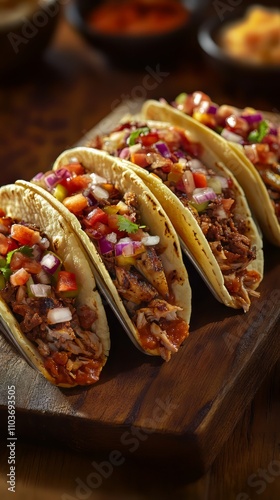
[0,5,280,499]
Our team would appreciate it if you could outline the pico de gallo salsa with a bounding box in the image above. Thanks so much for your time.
[90,121,261,310]
[171,91,280,222]
[31,162,189,361]
[0,211,105,386]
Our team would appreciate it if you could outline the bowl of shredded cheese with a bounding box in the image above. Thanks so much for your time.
[198,3,280,76]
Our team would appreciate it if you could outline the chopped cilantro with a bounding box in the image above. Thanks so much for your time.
[0,258,11,281]
[127,127,150,146]
[248,120,269,143]
[117,215,139,234]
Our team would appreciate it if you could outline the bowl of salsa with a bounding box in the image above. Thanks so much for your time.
[66,0,208,67]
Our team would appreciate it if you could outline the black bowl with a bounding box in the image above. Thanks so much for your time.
[66,0,210,68]
[0,0,61,76]
[197,3,280,83]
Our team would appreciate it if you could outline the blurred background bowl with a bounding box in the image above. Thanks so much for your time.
[197,2,280,84]
[0,0,61,75]
[66,0,210,68]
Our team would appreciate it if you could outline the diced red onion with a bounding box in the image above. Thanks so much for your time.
[141,235,160,246]
[32,172,44,181]
[182,170,195,194]
[47,307,72,324]
[207,104,218,114]
[119,147,130,159]
[269,126,278,136]
[221,128,243,143]
[45,169,70,189]
[192,187,217,204]
[99,236,114,255]
[55,168,71,180]
[241,113,263,124]
[41,253,60,274]
[30,284,51,297]
[155,141,171,158]
[115,238,133,257]
[174,150,185,159]
[115,238,144,256]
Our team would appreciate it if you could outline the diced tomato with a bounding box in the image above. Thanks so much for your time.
[130,228,147,241]
[0,233,9,255]
[62,175,91,195]
[10,268,30,286]
[107,214,126,237]
[56,271,78,292]
[11,224,41,246]
[86,222,111,240]
[0,216,12,233]
[130,152,150,168]
[6,238,18,254]
[52,351,68,366]
[161,161,173,173]
[192,91,211,107]
[0,209,6,217]
[10,252,41,274]
[176,130,203,157]
[63,193,88,214]
[64,162,85,176]
[140,132,159,146]
[86,208,108,227]
[221,198,235,211]
[193,172,207,188]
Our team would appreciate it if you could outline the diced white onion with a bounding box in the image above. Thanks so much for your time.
[129,143,142,154]
[47,307,72,324]
[221,128,243,143]
[141,235,160,246]
[106,232,117,244]
[30,284,51,297]
[90,173,107,185]
[92,185,109,199]
[188,158,207,173]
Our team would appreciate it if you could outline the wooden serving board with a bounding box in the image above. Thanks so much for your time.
[0,104,279,482]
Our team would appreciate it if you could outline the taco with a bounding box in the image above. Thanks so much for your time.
[88,107,263,312]
[26,147,191,361]
[0,183,110,387]
[168,91,280,246]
